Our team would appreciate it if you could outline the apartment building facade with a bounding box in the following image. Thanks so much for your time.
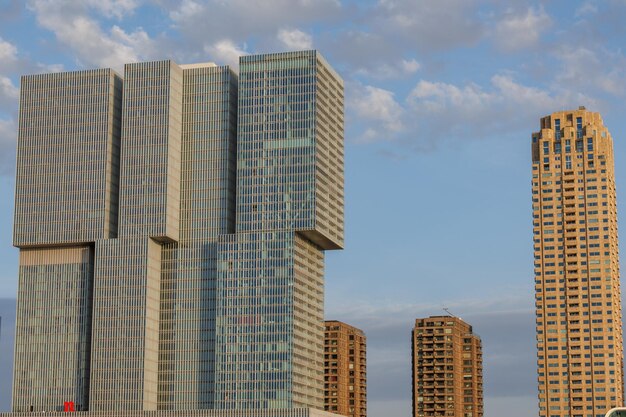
[532,108,623,417]
[412,316,483,417]
[324,320,366,417]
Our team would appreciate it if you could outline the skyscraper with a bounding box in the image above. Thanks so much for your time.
[8,50,343,416]
[213,52,344,410]
[411,316,483,417]
[323,320,367,417]
[532,107,623,417]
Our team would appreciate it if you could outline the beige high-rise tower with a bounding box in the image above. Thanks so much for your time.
[324,320,367,417]
[532,108,624,417]
[411,316,483,417]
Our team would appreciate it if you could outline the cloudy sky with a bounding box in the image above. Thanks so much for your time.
[1,0,626,415]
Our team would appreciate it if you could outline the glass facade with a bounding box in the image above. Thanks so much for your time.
[12,247,93,412]
[90,237,162,411]
[12,68,122,413]
[158,65,238,410]
[236,51,344,250]
[14,69,122,246]
[211,51,342,410]
[11,51,343,414]
[118,61,183,242]
[213,232,324,409]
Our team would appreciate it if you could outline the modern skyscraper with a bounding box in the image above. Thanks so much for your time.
[8,50,343,416]
[213,52,344,410]
[411,316,483,417]
[323,320,367,417]
[532,108,623,417]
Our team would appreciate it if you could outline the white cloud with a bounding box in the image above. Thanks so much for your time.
[28,0,157,71]
[0,38,18,68]
[277,28,313,50]
[406,74,593,140]
[321,30,399,74]
[319,0,482,78]
[349,83,405,142]
[490,74,556,105]
[410,79,490,114]
[110,24,156,57]
[575,1,599,18]
[493,7,552,52]
[0,35,64,78]
[168,0,340,55]
[346,73,597,148]
[556,46,626,97]
[355,58,420,80]
[372,0,484,51]
[0,76,19,112]
[168,0,202,23]
[204,39,248,69]
[86,0,141,19]
[401,58,420,73]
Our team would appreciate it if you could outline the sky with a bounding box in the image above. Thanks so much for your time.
[0,0,626,416]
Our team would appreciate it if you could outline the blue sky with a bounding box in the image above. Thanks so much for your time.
[1,0,626,416]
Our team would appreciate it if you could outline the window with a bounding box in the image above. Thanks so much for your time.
[555,119,561,140]
[555,142,562,153]
[576,139,583,152]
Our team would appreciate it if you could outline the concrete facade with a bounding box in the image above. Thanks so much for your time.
[532,108,623,417]
[412,316,483,417]
[323,321,366,417]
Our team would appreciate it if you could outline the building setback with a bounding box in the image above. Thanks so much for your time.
[412,316,483,417]
[9,50,344,414]
[323,320,366,417]
[532,108,623,417]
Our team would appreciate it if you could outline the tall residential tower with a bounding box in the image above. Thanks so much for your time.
[411,316,483,417]
[324,320,367,417]
[7,50,344,417]
[532,108,623,417]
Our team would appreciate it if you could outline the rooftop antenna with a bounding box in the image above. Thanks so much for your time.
[443,307,459,319]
